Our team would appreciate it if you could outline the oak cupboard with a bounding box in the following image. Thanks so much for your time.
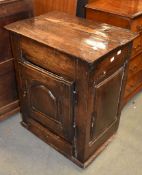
[6,12,136,168]
[86,0,142,105]
[0,0,33,121]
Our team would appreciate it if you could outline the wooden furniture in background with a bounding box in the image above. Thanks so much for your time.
[6,12,136,168]
[33,0,89,17]
[0,0,33,121]
[86,0,142,105]
[33,0,77,16]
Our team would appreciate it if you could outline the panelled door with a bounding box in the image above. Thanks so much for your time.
[90,67,124,140]
[19,62,75,143]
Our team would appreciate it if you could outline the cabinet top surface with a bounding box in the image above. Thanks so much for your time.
[86,0,142,19]
[5,12,136,63]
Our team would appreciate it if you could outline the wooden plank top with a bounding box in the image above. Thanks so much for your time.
[5,12,136,63]
[86,0,142,19]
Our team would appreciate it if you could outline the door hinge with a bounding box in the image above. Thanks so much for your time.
[91,115,96,129]
[23,80,28,98]
[73,86,78,158]
[73,140,78,158]
[90,112,96,139]
[73,120,78,158]
[73,89,78,105]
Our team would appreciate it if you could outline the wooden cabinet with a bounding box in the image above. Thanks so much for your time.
[6,12,135,168]
[0,0,33,121]
[86,0,142,105]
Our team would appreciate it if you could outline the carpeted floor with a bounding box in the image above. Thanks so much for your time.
[0,92,142,175]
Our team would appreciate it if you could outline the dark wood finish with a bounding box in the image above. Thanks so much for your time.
[6,12,136,168]
[19,62,74,142]
[0,0,33,121]
[86,0,142,105]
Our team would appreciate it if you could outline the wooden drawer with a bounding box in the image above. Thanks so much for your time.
[0,59,18,109]
[128,53,142,78]
[86,5,142,34]
[94,46,128,82]
[124,53,142,100]
[131,17,142,33]
[0,27,12,61]
[132,35,142,58]
[20,37,75,79]
[0,4,32,61]
[86,8,131,29]
[124,69,142,98]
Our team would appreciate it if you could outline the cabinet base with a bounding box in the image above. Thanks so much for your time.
[21,118,116,168]
[0,100,20,121]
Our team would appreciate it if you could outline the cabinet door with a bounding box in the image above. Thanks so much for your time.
[19,62,74,142]
[90,67,124,140]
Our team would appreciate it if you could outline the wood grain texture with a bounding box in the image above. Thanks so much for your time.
[33,0,78,16]
[0,0,33,121]
[7,12,135,168]
[86,0,142,19]
[5,12,136,64]
[124,52,142,104]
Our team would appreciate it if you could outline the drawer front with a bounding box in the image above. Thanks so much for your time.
[131,17,142,33]
[86,9,131,29]
[128,53,142,78]
[20,37,75,80]
[18,62,74,143]
[0,12,32,61]
[0,26,12,61]
[94,46,129,83]
[124,69,142,98]
[132,35,142,58]
[0,59,18,109]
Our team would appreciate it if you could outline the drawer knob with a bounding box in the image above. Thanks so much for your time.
[23,90,27,97]
[103,71,106,75]
[137,25,142,33]
[134,44,141,50]
[117,50,122,55]
[98,71,107,80]
[110,57,115,62]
